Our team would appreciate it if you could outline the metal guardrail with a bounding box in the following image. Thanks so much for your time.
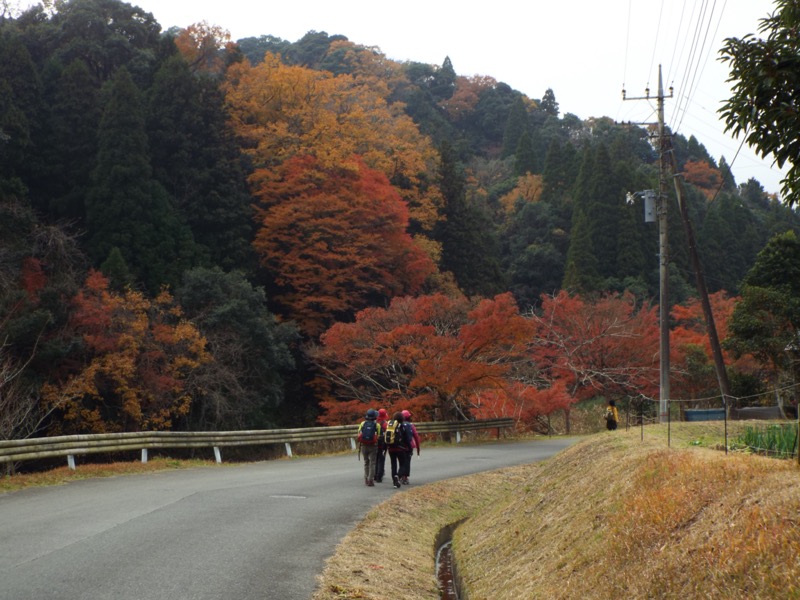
[0,418,514,469]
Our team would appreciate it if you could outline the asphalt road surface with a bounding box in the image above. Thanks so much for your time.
[0,437,578,600]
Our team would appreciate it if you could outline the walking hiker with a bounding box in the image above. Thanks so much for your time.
[400,409,420,485]
[357,409,381,486]
[384,411,412,488]
[374,408,389,483]
[604,399,619,431]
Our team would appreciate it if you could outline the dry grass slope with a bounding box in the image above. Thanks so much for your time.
[313,425,800,600]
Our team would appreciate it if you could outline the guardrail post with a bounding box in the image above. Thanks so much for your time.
[141,449,148,464]
[456,431,461,444]
[284,442,293,458]
[213,447,222,464]
[67,455,76,470]
[350,438,356,451]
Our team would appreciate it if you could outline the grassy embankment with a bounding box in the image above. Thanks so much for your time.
[312,422,800,600]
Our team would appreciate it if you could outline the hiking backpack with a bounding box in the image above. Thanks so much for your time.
[383,419,404,448]
[358,419,378,445]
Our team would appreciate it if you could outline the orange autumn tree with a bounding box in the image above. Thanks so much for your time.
[441,75,498,121]
[669,291,753,401]
[311,293,543,424]
[683,159,723,199]
[224,53,443,233]
[42,271,210,434]
[529,291,660,429]
[252,155,436,337]
[474,380,572,430]
[174,21,234,75]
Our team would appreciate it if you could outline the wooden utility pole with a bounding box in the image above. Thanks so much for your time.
[624,65,672,422]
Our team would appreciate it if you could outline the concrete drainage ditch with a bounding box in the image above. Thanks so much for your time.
[435,520,467,600]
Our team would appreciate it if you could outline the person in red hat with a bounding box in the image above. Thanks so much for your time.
[374,408,389,482]
[400,409,421,485]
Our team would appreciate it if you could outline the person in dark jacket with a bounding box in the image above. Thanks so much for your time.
[374,408,389,483]
[400,409,420,484]
[386,411,412,488]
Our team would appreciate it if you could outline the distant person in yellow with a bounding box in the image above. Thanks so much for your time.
[604,399,619,431]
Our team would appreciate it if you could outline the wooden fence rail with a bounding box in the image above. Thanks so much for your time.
[0,418,514,469]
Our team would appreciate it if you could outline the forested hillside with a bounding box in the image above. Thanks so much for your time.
[2,0,799,441]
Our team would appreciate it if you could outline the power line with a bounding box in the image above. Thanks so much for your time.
[648,0,666,86]
[674,0,724,135]
[665,0,690,87]
[671,0,714,133]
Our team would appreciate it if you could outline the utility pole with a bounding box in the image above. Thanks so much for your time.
[623,65,673,423]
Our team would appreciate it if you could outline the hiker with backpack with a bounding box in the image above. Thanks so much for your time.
[384,411,413,488]
[374,408,389,483]
[357,409,382,486]
[400,409,420,485]
[604,399,619,431]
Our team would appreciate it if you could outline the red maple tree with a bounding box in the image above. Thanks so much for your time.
[530,291,661,402]
[252,155,436,337]
[311,292,548,425]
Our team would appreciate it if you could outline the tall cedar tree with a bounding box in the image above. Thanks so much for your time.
[430,56,457,101]
[43,58,101,224]
[147,54,254,271]
[540,88,559,117]
[699,192,761,294]
[86,67,197,292]
[562,209,599,293]
[0,31,41,197]
[514,131,538,176]
[502,95,529,159]
[503,199,565,308]
[615,200,648,285]
[540,138,578,230]
[585,144,623,281]
[563,147,599,292]
[436,142,506,297]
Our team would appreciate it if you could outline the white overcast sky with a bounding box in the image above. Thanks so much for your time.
[18,0,787,194]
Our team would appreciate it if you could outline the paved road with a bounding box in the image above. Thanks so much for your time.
[0,438,578,600]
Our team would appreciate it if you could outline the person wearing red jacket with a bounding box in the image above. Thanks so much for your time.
[374,408,389,483]
[400,409,420,485]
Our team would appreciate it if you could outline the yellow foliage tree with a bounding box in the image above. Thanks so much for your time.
[499,173,544,213]
[223,53,443,233]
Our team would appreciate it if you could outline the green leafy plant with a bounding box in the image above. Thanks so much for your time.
[735,423,798,458]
